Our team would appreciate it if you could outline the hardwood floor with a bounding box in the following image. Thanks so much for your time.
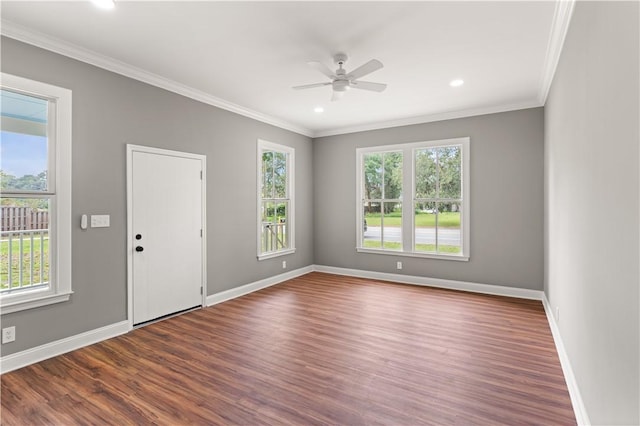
[1,272,575,425]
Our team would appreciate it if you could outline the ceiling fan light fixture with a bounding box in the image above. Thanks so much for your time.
[450,79,464,87]
[333,80,350,92]
[91,0,115,9]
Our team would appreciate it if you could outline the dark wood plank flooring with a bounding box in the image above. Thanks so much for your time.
[1,272,575,425]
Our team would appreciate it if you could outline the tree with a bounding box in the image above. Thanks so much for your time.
[0,170,16,191]
[437,147,461,199]
[415,149,437,199]
[363,152,402,214]
[0,170,49,209]
[261,152,287,199]
[414,147,461,213]
[1,170,47,191]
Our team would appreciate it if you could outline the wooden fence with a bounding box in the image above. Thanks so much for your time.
[1,206,49,232]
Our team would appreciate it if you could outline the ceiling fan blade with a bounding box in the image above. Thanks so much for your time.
[350,81,387,92]
[308,61,336,79]
[292,82,331,90]
[347,59,383,80]
[331,90,345,102]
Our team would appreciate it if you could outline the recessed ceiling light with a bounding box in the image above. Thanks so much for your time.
[314,106,324,113]
[92,0,115,10]
[450,79,464,87]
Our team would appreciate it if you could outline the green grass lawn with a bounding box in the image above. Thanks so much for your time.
[365,211,460,228]
[363,240,461,253]
[0,237,49,290]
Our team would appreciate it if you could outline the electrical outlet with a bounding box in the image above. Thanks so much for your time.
[555,307,560,322]
[2,326,15,344]
[282,260,287,269]
[396,261,402,270]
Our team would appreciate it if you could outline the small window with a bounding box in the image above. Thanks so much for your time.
[1,74,72,313]
[357,137,470,261]
[257,140,295,260]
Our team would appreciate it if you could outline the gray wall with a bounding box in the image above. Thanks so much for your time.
[0,37,314,356]
[314,108,544,290]
[544,2,639,424]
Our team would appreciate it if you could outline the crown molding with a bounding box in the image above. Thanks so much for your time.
[312,99,543,138]
[538,0,576,105]
[0,20,313,138]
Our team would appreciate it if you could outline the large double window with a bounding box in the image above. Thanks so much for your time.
[356,137,470,260]
[257,140,295,260]
[0,74,72,313]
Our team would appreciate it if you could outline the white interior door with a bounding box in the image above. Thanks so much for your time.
[131,148,204,325]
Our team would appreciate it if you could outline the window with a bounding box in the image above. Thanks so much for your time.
[356,137,470,261]
[257,140,295,260]
[0,73,72,313]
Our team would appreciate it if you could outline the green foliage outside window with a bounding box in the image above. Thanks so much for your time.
[1,170,49,209]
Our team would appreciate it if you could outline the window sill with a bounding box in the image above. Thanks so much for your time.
[356,247,469,262]
[1,291,73,315]
[258,248,296,261]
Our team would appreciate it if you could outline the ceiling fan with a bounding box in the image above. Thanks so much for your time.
[293,53,387,101]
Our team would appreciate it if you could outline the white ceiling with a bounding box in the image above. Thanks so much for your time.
[0,1,571,137]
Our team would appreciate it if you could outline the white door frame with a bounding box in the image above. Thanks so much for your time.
[126,144,207,329]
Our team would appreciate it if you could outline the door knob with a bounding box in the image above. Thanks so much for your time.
[135,246,144,252]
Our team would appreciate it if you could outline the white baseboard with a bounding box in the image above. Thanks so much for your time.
[0,320,129,374]
[313,265,544,300]
[206,265,314,307]
[542,295,591,425]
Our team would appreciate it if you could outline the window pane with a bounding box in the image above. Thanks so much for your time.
[414,201,437,252]
[363,201,381,249]
[415,149,437,199]
[382,202,402,250]
[261,201,274,252]
[437,202,462,254]
[363,153,383,200]
[273,152,287,199]
[261,151,273,199]
[261,201,288,253]
[0,90,49,192]
[383,152,403,199]
[275,202,288,249]
[437,146,461,199]
[261,200,274,222]
[1,198,50,293]
[274,201,287,225]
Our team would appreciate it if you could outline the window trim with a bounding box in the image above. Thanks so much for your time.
[1,73,73,314]
[257,139,295,260]
[356,137,470,261]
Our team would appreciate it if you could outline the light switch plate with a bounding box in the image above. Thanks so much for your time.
[91,215,110,228]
